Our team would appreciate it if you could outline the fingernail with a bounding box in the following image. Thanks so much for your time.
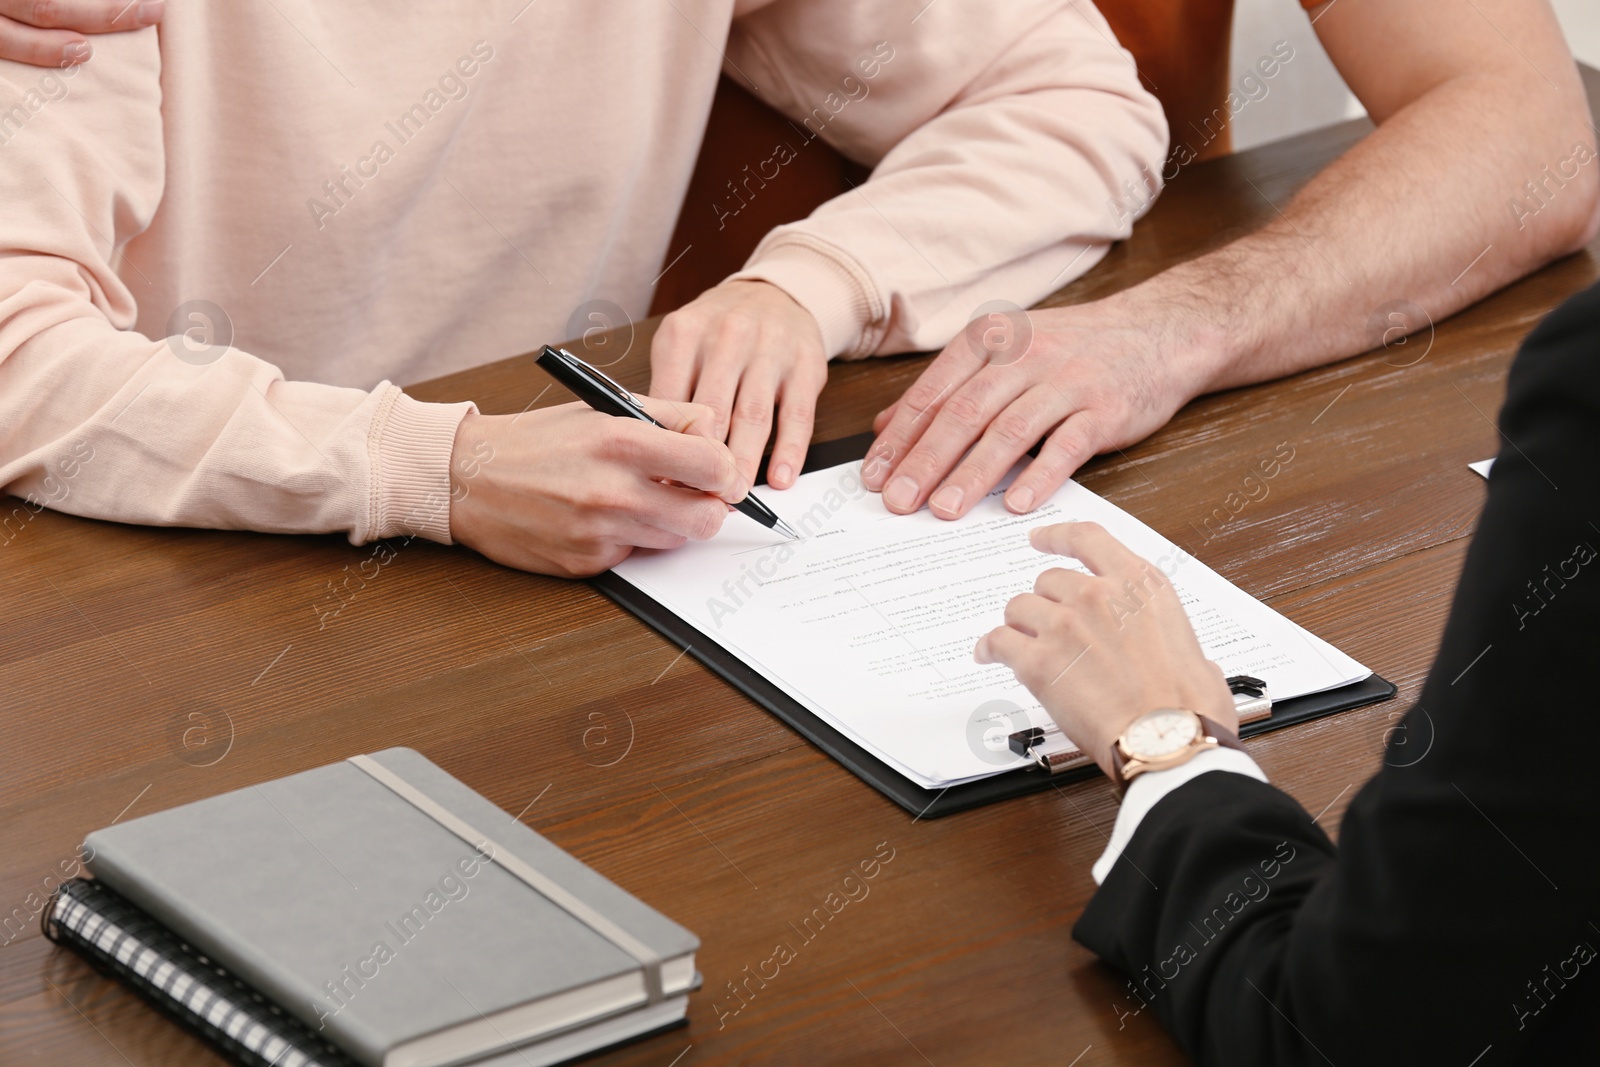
[138,0,165,25]
[61,41,91,64]
[862,447,891,488]
[973,638,991,664]
[884,475,919,512]
[771,462,792,487]
[1006,486,1035,513]
[930,485,964,517]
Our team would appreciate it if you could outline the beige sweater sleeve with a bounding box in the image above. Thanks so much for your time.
[725,0,1169,359]
[0,35,473,545]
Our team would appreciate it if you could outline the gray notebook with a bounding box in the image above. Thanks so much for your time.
[84,748,698,1067]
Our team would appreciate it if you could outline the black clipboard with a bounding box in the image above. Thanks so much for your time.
[591,433,1398,818]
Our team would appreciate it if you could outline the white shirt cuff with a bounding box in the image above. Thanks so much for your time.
[1090,748,1268,885]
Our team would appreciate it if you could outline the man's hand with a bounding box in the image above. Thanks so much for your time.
[447,397,747,578]
[649,279,828,491]
[974,521,1235,778]
[0,0,163,67]
[863,295,1217,519]
[866,1,1596,526]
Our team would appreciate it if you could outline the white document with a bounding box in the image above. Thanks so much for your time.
[1470,458,1494,478]
[612,460,1370,790]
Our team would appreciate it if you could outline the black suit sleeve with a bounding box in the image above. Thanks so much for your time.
[1073,279,1600,1065]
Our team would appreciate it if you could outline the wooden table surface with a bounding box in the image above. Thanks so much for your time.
[4,68,1598,1067]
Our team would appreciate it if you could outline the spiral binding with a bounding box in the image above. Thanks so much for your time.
[42,878,357,1067]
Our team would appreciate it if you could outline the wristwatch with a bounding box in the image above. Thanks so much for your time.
[1109,708,1243,794]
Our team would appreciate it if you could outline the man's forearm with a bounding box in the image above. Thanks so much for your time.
[1124,63,1599,395]
[852,0,1597,520]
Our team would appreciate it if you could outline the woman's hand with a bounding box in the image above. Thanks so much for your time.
[975,521,1235,776]
[0,0,163,68]
[649,280,829,491]
[447,397,747,578]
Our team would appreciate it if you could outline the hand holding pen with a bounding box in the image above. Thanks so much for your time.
[445,359,767,578]
[536,346,800,539]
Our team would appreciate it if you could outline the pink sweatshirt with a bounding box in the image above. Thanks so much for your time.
[0,1,1165,547]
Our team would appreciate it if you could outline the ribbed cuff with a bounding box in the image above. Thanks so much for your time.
[364,385,477,545]
[728,234,881,360]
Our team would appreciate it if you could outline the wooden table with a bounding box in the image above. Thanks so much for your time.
[4,70,1598,1067]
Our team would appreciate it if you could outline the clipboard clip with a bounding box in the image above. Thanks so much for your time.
[1006,675,1274,775]
[1227,674,1271,721]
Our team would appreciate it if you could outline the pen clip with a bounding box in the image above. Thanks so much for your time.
[557,347,642,407]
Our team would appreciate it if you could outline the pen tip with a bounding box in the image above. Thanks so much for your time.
[773,519,800,541]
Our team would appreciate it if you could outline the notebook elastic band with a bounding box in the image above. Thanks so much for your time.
[345,755,665,1003]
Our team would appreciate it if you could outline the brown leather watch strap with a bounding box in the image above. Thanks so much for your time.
[1109,738,1129,788]
[1199,715,1244,752]
[1108,731,1142,796]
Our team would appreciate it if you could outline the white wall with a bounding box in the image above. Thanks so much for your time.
[1230,0,1600,151]
[1553,0,1600,67]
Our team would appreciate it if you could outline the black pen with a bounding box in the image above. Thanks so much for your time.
[535,345,800,540]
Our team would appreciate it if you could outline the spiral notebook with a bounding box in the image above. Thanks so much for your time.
[47,878,360,1067]
[47,748,699,1067]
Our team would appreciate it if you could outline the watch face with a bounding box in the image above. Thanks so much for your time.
[1124,709,1201,761]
